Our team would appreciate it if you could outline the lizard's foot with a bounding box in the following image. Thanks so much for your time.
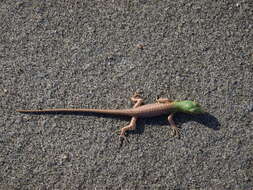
[155,95,160,103]
[171,126,181,138]
[114,129,129,147]
[119,134,129,147]
[168,114,180,138]
[114,129,121,134]
[133,91,141,97]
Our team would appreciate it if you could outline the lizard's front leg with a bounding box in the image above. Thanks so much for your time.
[168,114,180,137]
[131,92,143,108]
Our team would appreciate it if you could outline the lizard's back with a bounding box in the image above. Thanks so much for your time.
[127,103,173,117]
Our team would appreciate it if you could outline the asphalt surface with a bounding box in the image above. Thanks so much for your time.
[1,0,252,189]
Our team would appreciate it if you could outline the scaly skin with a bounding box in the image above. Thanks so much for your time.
[16,103,175,117]
[17,93,205,146]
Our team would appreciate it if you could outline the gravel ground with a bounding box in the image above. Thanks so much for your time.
[0,0,252,189]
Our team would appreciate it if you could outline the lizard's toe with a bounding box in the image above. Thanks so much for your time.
[171,127,181,138]
[133,92,141,98]
[119,135,129,147]
[155,95,160,102]
[114,129,121,135]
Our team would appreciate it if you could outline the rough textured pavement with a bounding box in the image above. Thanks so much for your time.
[0,0,252,189]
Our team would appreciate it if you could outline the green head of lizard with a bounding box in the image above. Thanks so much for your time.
[172,100,205,114]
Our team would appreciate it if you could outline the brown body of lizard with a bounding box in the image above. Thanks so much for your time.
[17,93,204,146]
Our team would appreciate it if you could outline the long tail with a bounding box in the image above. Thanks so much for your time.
[16,108,133,116]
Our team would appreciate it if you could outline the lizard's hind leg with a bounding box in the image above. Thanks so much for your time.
[118,93,143,146]
[120,92,142,135]
[119,117,138,146]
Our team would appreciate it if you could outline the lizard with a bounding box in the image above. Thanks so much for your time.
[17,93,205,146]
